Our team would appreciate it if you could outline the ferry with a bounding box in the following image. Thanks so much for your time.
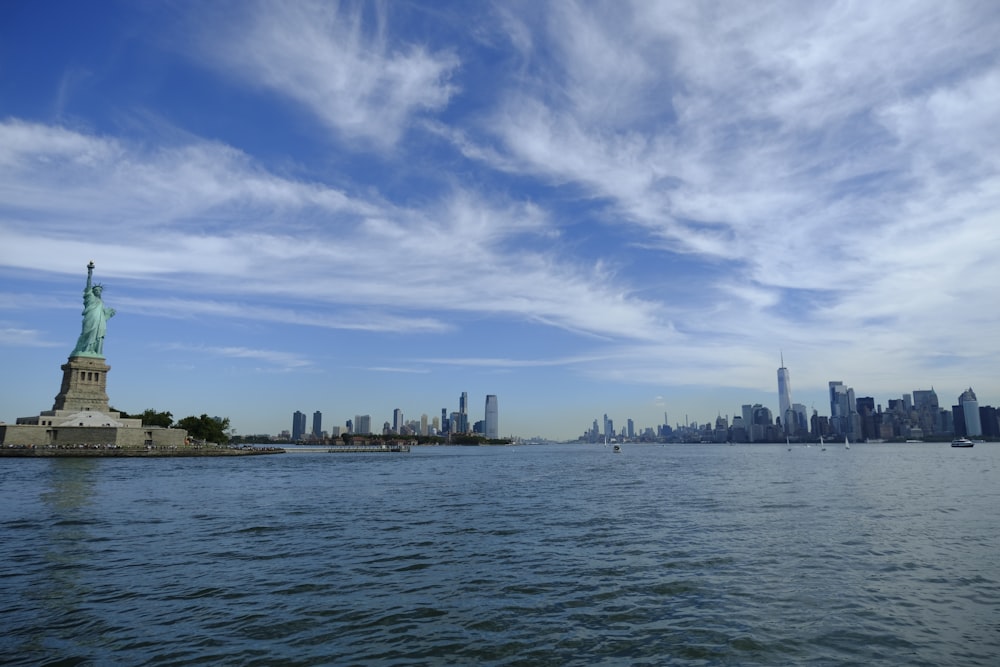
[950,438,975,448]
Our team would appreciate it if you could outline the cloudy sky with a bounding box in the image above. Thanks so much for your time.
[1,1,998,440]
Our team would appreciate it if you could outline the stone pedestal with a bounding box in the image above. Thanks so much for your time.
[53,356,111,412]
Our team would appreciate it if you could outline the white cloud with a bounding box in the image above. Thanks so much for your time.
[473,9,996,303]
[0,119,673,345]
[199,1,459,148]
[161,343,313,370]
[0,327,62,348]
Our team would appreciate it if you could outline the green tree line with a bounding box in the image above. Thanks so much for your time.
[112,408,231,445]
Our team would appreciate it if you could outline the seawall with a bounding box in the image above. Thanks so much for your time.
[0,445,285,458]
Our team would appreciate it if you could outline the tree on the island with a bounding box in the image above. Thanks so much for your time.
[341,432,353,445]
[177,414,231,444]
[140,409,173,428]
[110,407,174,428]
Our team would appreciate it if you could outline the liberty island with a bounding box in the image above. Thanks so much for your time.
[0,263,278,456]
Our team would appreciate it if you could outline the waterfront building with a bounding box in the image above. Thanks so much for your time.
[856,396,876,440]
[829,381,860,438]
[980,405,999,437]
[485,395,499,439]
[459,392,469,434]
[420,414,428,436]
[312,411,322,438]
[292,411,306,441]
[354,414,372,435]
[777,355,792,433]
[741,404,754,442]
[393,408,403,434]
[731,416,747,442]
[959,388,981,437]
[913,389,939,435]
[791,403,808,434]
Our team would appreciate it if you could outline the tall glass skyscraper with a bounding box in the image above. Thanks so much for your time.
[484,395,499,439]
[354,414,371,435]
[292,410,306,441]
[459,391,469,434]
[777,354,792,432]
[960,388,981,437]
[312,411,322,437]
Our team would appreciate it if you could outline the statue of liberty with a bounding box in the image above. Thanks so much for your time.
[71,261,116,357]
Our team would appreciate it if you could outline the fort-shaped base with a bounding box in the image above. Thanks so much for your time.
[53,356,111,412]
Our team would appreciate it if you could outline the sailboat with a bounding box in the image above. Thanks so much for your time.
[844,436,851,450]
[820,435,826,451]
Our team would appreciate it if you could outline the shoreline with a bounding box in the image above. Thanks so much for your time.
[0,445,285,458]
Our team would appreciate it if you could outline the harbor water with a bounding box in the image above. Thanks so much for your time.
[2,443,997,665]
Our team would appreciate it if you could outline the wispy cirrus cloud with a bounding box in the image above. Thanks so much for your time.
[449,0,1000,388]
[0,326,63,348]
[160,343,313,371]
[198,1,459,148]
[0,119,670,345]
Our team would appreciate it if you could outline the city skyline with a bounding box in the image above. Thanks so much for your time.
[2,3,999,441]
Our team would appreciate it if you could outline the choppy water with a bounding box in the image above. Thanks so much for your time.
[2,443,998,666]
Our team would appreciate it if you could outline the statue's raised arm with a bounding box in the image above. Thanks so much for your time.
[84,260,94,293]
[71,261,116,358]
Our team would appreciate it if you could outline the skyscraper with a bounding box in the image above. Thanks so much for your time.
[913,388,939,435]
[484,394,499,439]
[829,381,849,435]
[292,410,306,441]
[312,411,322,437]
[777,354,792,432]
[960,388,981,437]
[393,408,403,434]
[354,414,371,435]
[459,391,469,434]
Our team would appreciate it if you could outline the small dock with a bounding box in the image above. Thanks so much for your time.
[328,444,410,453]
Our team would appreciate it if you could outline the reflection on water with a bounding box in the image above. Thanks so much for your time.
[30,459,101,660]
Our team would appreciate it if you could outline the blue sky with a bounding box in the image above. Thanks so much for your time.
[2,1,999,440]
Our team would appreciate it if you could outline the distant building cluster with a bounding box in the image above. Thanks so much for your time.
[580,359,998,444]
[281,392,499,443]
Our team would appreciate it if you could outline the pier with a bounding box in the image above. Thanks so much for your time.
[328,444,410,453]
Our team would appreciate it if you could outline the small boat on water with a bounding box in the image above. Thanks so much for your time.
[951,438,975,448]
[612,444,622,453]
[844,436,850,450]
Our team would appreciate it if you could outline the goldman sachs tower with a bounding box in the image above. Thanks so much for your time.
[777,353,793,433]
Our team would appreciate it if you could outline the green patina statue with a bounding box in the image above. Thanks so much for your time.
[71,261,116,358]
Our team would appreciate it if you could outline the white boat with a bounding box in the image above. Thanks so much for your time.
[820,435,826,451]
[951,438,975,448]
[844,436,850,450]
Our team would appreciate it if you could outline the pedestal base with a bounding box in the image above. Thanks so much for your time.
[53,356,111,412]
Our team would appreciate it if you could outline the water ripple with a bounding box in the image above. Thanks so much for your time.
[2,444,998,665]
